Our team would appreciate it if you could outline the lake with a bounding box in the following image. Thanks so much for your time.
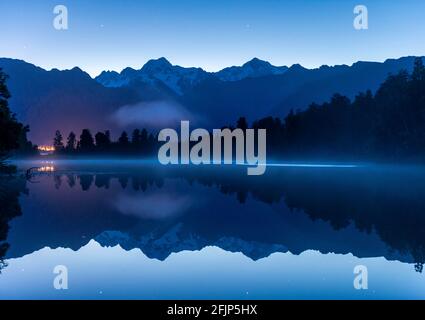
[0,160,424,299]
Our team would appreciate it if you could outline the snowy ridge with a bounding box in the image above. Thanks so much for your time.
[96,57,210,95]
[95,57,289,95]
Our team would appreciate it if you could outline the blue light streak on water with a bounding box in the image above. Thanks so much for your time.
[14,158,362,170]
[256,163,359,168]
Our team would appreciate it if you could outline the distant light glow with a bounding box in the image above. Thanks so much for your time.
[38,145,55,152]
[37,166,55,172]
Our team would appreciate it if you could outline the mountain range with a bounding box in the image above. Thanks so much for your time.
[96,57,288,94]
[0,56,423,144]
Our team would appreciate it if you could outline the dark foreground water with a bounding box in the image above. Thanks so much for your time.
[0,160,425,299]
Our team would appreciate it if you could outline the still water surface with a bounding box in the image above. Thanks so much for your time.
[0,160,424,299]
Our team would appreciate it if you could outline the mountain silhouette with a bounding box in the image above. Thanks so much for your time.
[0,56,423,144]
[0,58,141,144]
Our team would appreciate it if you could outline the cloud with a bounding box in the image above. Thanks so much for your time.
[112,100,195,129]
[114,192,193,220]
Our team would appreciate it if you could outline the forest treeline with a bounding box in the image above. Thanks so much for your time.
[0,69,35,172]
[51,58,425,161]
[254,58,425,161]
[52,128,159,157]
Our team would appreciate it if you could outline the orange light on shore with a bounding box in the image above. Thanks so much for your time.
[38,145,55,152]
[37,166,55,172]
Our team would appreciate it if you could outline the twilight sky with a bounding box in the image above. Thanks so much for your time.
[1,0,425,77]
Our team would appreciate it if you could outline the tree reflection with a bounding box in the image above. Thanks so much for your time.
[58,166,425,270]
[14,165,425,272]
[0,176,26,272]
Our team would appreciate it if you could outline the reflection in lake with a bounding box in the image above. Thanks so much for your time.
[0,176,26,273]
[1,160,425,299]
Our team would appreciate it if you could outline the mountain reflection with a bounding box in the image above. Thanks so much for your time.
[3,163,425,273]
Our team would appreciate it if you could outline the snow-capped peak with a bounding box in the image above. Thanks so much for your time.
[95,58,209,95]
[94,58,289,94]
[216,58,288,81]
[141,57,173,74]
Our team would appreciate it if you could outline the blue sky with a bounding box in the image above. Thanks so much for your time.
[1,0,425,77]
